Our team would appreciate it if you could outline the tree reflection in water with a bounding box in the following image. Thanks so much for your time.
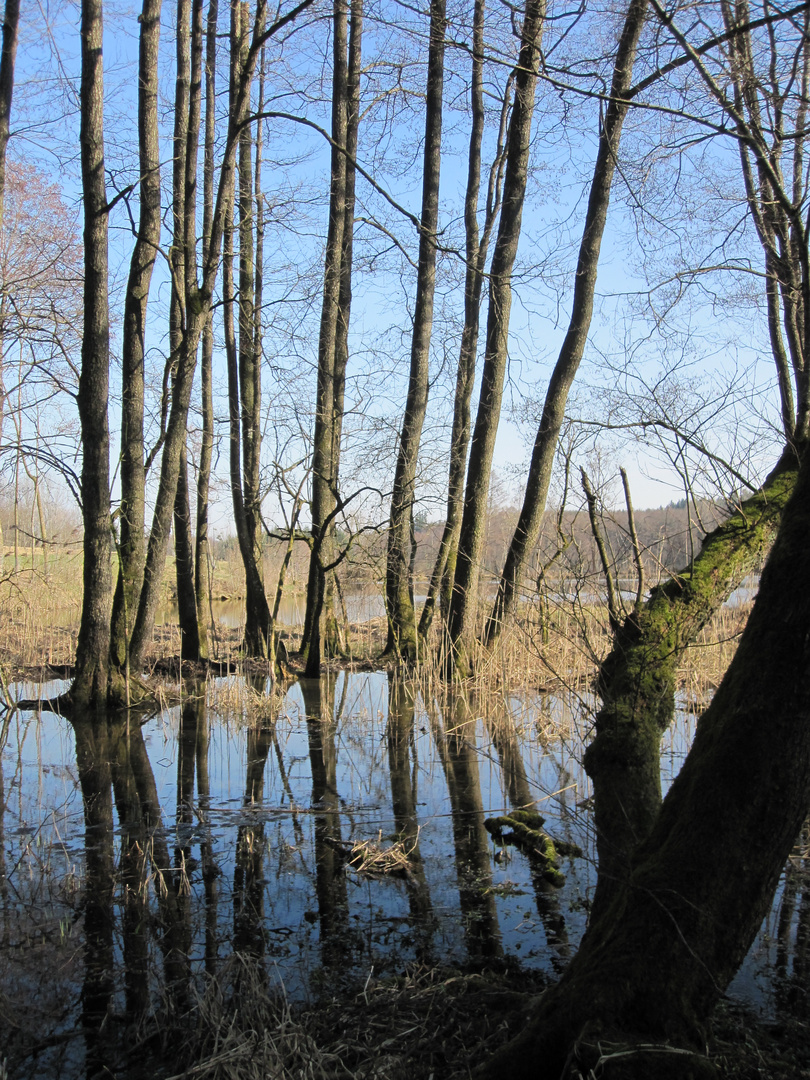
[11,671,764,1080]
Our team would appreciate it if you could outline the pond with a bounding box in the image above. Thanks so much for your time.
[0,672,805,1077]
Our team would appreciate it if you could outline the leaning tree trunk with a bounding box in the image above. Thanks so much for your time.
[582,0,810,923]
[445,0,544,678]
[478,439,810,1080]
[584,448,799,922]
[384,0,446,663]
[484,0,650,650]
[73,0,113,710]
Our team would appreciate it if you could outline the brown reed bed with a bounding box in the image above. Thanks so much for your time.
[0,544,753,714]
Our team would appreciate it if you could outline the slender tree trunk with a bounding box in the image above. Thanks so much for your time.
[224,0,272,659]
[484,0,649,649]
[73,0,113,710]
[443,0,544,678]
[0,0,18,562]
[110,0,163,681]
[194,0,218,661]
[420,49,512,646]
[325,0,362,658]
[172,0,204,661]
[302,0,349,667]
[128,0,209,675]
[238,1,271,657]
[479,442,810,1080]
[384,0,446,663]
[0,0,18,255]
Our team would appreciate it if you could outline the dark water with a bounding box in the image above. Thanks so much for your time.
[0,672,805,1077]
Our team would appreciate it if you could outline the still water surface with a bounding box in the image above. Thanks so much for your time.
[0,672,804,1076]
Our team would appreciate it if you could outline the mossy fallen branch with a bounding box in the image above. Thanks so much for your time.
[484,810,580,887]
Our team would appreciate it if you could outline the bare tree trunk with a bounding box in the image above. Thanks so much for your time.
[384,0,446,663]
[172,0,204,661]
[444,0,545,678]
[418,0,510,645]
[0,0,18,562]
[194,0,218,661]
[302,0,349,669]
[127,0,207,674]
[73,0,113,710]
[238,2,271,657]
[324,0,362,660]
[110,0,162,681]
[484,0,649,649]
[224,0,272,660]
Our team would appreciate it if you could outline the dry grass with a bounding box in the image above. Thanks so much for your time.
[0,543,753,714]
[148,955,541,1080]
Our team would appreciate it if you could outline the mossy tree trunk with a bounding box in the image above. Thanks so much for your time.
[478,445,810,1080]
[586,450,799,921]
[584,0,810,923]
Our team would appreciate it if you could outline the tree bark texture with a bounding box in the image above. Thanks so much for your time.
[445,0,545,677]
[485,0,649,649]
[384,0,446,662]
[74,0,113,710]
[478,441,810,1080]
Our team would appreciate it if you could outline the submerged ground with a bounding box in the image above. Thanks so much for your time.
[1,668,809,1078]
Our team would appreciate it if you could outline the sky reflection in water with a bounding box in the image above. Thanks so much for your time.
[0,672,804,1076]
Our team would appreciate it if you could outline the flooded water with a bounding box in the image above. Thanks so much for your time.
[0,672,805,1077]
